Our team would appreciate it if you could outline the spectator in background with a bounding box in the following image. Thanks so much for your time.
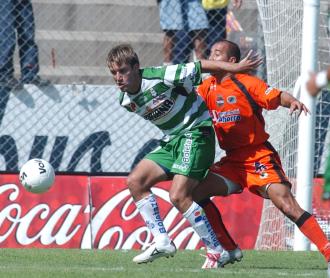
[158,0,209,64]
[0,0,50,90]
[203,0,242,51]
[307,67,330,200]
[169,0,243,64]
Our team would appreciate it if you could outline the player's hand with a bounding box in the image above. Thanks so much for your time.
[236,50,263,73]
[289,100,309,117]
[306,73,320,97]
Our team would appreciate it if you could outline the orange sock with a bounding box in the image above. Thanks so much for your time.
[296,211,330,261]
[200,199,238,251]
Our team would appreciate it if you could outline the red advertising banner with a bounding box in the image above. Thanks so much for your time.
[0,174,264,249]
[0,174,327,250]
[0,174,90,248]
[89,177,263,250]
[90,177,205,250]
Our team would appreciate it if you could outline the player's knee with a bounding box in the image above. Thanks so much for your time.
[277,199,302,221]
[126,173,144,195]
[169,191,181,208]
[279,202,293,217]
[169,190,187,209]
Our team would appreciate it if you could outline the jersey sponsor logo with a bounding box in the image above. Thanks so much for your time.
[173,133,192,172]
[265,86,274,95]
[143,97,175,121]
[182,133,192,164]
[149,195,166,233]
[227,95,237,104]
[216,95,224,107]
[172,163,189,171]
[211,108,241,123]
[203,213,220,248]
[193,210,203,223]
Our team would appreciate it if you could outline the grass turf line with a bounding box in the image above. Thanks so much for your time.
[0,249,326,278]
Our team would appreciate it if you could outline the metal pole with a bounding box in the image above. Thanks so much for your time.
[294,0,320,251]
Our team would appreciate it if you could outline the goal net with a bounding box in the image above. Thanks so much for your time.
[254,0,330,250]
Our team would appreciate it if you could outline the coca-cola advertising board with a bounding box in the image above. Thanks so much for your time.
[0,174,263,249]
[0,174,90,248]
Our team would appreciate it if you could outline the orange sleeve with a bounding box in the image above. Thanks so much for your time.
[197,77,211,101]
[240,75,281,110]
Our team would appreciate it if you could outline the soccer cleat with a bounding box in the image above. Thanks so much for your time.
[201,252,221,269]
[201,247,243,269]
[218,247,243,267]
[133,241,176,264]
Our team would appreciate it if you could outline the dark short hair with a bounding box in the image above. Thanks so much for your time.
[218,39,241,63]
[107,44,140,68]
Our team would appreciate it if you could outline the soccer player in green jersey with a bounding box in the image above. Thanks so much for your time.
[106,44,261,267]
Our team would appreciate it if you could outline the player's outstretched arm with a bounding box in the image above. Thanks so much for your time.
[280,91,309,117]
[200,50,262,74]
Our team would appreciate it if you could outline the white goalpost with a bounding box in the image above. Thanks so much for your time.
[294,0,320,251]
[255,0,329,250]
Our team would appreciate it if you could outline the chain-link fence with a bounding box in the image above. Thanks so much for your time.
[1,0,262,86]
[0,0,329,174]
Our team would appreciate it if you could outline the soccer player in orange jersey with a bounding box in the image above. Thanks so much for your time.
[194,40,330,271]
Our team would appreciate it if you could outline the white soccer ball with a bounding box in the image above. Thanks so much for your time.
[19,159,55,194]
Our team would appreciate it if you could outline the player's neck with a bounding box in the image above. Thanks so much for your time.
[214,73,232,83]
[127,75,142,95]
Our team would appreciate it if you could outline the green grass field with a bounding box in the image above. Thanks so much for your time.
[0,249,327,278]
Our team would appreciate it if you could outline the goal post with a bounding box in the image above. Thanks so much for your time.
[255,0,329,250]
[294,0,320,251]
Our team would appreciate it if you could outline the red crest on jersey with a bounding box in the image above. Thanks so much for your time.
[129,102,136,112]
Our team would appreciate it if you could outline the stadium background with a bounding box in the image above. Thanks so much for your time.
[0,0,329,251]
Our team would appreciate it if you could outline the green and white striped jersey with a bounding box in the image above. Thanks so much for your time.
[119,62,212,141]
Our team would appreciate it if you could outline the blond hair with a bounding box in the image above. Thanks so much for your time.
[107,44,139,68]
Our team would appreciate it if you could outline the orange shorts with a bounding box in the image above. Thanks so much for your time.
[210,142,291,197]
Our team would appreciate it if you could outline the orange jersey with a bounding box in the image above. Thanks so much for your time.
[197,74,282,153]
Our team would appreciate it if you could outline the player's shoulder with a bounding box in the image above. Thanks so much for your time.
[141,66,166,80]
[234,73,267,89]
[198,75,215,93]
[201,74,215,84]
[235,73,264,83]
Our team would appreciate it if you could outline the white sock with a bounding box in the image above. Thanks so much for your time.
[183,201,223,253]
[135,194,171,246]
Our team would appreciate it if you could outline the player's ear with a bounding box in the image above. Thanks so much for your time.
[133,63,140,71]
[229,57,238,63]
